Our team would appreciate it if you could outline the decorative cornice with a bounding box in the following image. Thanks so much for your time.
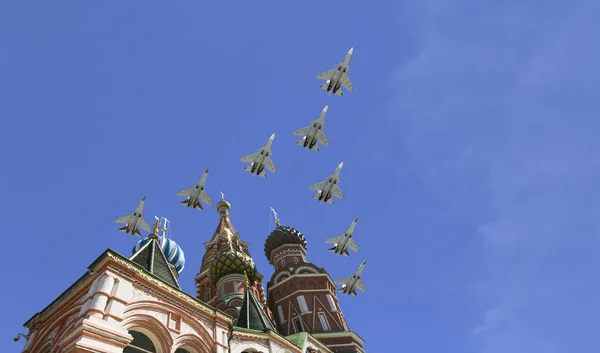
[105,253,231,323]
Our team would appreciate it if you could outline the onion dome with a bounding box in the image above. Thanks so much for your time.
[210,247,257,284]
[264,225,307,262]
[132,235,186,273]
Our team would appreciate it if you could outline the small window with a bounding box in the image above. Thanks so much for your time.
[318,312,331,331]
[297,295,309,313]
[293,317,303,333]
[233,281,239,292]
[220,285,225,297]
[277,305,285,323]
[294,257,299,264]
[281,259,287,268]
[205,289,211,302]
[326,294,337,311]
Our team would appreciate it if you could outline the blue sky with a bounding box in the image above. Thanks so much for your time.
[1,1,599,352]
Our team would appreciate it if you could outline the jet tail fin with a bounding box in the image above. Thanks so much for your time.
[310,144,319,152]
[312,193,322,201]
[335,89,343,97]
[296,139,305,146]
[320,83,329,91]
[343,249,349,256]
[259,170,267,178]
[329,246,338,253]
[118,226,128,232]
[351,289,357,296]
[326,198,335,204]
[134,229,142,237]
[244,165,254,173]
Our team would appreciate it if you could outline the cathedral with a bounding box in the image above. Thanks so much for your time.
[17,197,366,353]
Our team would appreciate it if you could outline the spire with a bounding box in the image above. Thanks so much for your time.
[270,207,280,226]
[214,193,236,236]
[149,216,161,240]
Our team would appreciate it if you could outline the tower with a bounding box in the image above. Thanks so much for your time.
[194,196,271,322]
[265,220,366,353]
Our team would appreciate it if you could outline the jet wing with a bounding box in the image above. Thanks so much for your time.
[317,69,337,80]
[138,217,151,232]
[339,73,353,91]
[200,190,213,206]
[355,279,367,292]
[335,276,353,285]
[241,152,261,163]
[293,126,313,137]
[264,157,276,173]
[176,186,196,197]
[347,238,359,252]
[316,130,329,147]
[331,184,344,199]
[325,235,345,245]
[115,215,131,224]
[309,181,329,191]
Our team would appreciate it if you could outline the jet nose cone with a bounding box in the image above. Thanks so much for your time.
[141,196,146,201]
[354,217,359,222]
[270,133,275,140]
[362,260,367,265]
[205,168,209,173]
[338,162,344,169]
[348,47,354,55]
[323,105,329,112]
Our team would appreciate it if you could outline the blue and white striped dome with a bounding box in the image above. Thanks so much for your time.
[132,236,186,273]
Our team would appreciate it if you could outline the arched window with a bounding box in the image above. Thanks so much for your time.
[124,330,157,353]
[175,349,192,353]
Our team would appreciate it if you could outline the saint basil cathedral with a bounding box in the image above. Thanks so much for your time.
[17,197,366,353]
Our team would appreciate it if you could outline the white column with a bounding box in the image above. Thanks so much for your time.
[87,274,115,319]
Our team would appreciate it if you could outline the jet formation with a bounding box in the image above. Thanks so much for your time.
[309,162,345,204]
[241,133,277,178]
[293,105,330,152]
[114,196,151,236]
[177,169,213,210]
[326,218,360,256]
[317,48,354,96]
[335,261,367,296]
[115,48,367,296]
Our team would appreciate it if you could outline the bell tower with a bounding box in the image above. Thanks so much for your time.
[194,196,272,322]
[264,216,365,353]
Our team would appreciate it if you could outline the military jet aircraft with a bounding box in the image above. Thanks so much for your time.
[309,162,344,204]
[241,133,277,177]
[177,169,213,210]
[317,47,354,96]
[114,196,151,236]
[293,105,330,152]
[335,260,367,296]
[326,218,359,256]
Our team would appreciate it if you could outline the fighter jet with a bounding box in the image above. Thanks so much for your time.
[309,162,344,204]
[241,133,277,177]
[316,48,354,96]
[293,105,330,152]
[335,260,367,296]
[326,218,359,256]
[114,196,151,236]
[177,169,213,210]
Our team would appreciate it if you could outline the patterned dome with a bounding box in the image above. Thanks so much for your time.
[132,236,186,273]
[264,225,307,261]
[210,248,256,284]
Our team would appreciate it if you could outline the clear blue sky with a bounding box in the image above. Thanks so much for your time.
[1,1,599,352]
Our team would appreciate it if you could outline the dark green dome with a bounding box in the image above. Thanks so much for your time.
[264,225,307,262]
[210,248,257,284]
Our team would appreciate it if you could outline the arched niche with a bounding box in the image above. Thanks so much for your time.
[124,330,157,353]
[175,349,193,353]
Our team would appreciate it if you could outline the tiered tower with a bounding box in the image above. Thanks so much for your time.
[264,221,365,353]
[194,197,272,322]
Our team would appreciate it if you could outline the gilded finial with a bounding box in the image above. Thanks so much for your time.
[152,216,161,235]
[220,191,226,201]
[161,217,169,237]
[243,271,250,286]
[270,207,280,226]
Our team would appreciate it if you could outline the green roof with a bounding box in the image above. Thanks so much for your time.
[130,237,180,288]
[236,289,277,332]
[285,332,308,349]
